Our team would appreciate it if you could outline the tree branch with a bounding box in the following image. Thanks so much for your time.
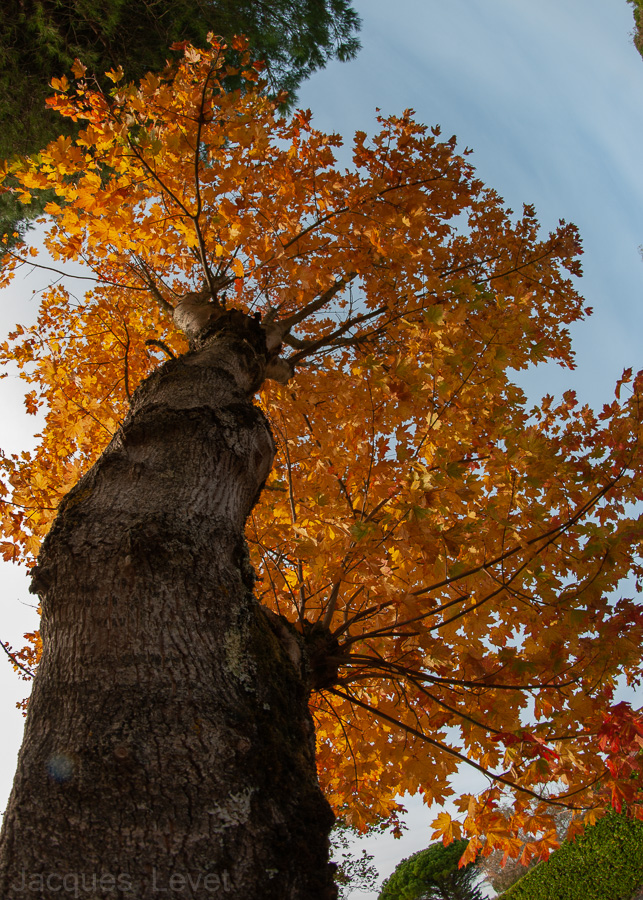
[0,640,34,679]
[327,686,595,809]
[132,255,175,314]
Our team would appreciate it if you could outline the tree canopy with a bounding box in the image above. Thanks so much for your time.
[0,0,360,159]
[378,840,485,900]
[331,821,379,898]
[477,803,572,894]
[2,40,643,865]
[628,0,643,57]
[0,0,360,248]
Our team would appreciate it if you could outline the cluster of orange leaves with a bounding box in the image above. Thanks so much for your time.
[1,38,643,864]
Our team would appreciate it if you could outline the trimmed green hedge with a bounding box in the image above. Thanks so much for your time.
[501,811,643,900]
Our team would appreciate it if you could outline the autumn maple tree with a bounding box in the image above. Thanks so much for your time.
[1,38,643,896]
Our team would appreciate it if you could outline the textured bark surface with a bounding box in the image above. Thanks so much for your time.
[0,312,336,898]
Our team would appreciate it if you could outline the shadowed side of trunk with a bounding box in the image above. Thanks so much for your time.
[0,316,337,899]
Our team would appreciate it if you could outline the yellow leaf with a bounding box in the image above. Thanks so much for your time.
[71,58,87,79]
[50,75,69,92]
[230,258,244,278]
[431,811,455,845]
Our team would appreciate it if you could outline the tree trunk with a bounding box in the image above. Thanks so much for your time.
[0,311,337,898]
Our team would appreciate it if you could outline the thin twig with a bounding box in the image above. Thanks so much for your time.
[0,640,34,679]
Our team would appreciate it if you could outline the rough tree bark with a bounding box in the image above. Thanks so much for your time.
[0,303,337,898]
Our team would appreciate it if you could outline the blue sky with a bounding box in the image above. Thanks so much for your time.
[0,1,642,896]
[297,0,643,409]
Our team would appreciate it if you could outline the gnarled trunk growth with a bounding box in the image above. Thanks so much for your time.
[0,309,336,899]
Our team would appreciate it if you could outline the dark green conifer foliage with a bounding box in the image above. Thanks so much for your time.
[0,0,360,243]
[378,840,486,900]
[628,0,643,57]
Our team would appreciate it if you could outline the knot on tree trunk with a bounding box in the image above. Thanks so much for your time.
[192,306,266,353]
[174,296,293,388]
[260,611,345,692]
[302,621,344,691]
